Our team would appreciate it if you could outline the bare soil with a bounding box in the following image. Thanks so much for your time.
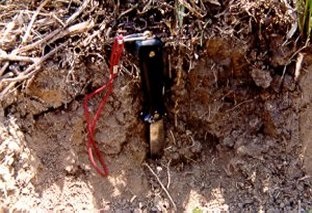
[0,0,312,212]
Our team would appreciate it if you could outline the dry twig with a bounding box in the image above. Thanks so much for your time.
[0,50,39,63]
[166,160,172,189]
[65,0,91,26]
[0,44,65,100]
[294,53,304,81]
[22,0,50,44]
[178,0,206,19]
[143,163,177,210]
[169,130,176,145]
[0,0,95,98]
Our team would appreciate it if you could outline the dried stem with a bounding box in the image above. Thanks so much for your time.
[143,163,177,211]
[22,0,50,44]
[0,51,39,63]
[0,44,65,100]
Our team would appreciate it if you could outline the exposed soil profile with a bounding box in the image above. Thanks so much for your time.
[0,0,312,212]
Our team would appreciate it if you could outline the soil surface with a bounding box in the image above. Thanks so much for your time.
[0,0,312,212]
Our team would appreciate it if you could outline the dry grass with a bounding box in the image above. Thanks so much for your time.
[0,0,99,100]
[0,0,204,101]
[0,0,297,101]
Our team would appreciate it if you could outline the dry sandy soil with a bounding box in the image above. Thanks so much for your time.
[0,0,312,212]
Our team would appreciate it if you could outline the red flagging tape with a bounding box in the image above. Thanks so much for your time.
[83,35,124,176]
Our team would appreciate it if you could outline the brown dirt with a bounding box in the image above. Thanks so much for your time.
[299,61,312,178]
[1,0,312,212]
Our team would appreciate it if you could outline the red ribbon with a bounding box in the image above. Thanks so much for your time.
[83,35,124,176]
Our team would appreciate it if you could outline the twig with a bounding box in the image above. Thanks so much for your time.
[49,20,95,44]
[16,29,61,54]
[17,20,94,54]
[0,51,39,63]
[169,130,176,145]
[51,13,65,27]
[226,99,253,113]
[0,62,9,77]
[22,0,50,44]
[206,0,221,6]
[1,44,64,84]
[166,159,172,189]
[0,13,18,43]
[0,81,16,100]
[0,1,94,99]
[117,4,138,19]
[279,65,288,88]
[298,175,311,181]
[278,44,307,86]
[17,1,93,55]
[137,0,153,15]
[83,21,106,46]
[294,53,304,81]
[178,0,206,19]
[65,0,91,26]
[143,163,177,210]
[0,44,65,100]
